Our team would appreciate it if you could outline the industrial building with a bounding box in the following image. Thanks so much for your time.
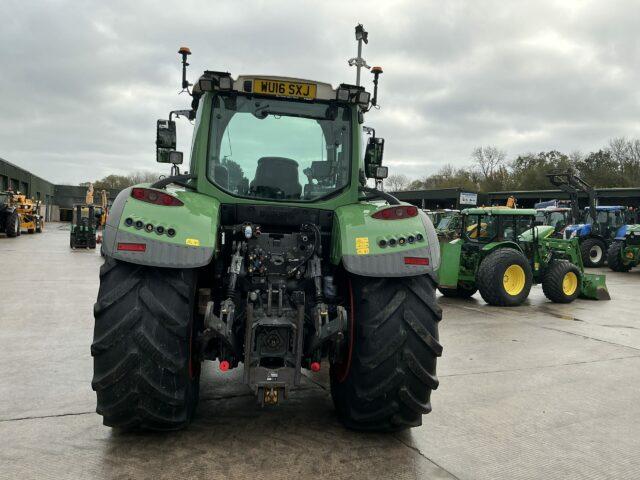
[0,157,118,221]
[394,187,640,210]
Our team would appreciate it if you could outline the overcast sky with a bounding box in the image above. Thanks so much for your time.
[1,0,639,185]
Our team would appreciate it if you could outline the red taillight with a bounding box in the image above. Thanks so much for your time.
[131,188,183,206]
[404,257,429,266]
[219,360,230,372]
[117,242,146,252]
[372,205,418,220]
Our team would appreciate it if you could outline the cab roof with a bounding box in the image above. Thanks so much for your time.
[462,207,536,216]
[589,206,626,211]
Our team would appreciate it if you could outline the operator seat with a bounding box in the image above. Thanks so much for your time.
[250,157,302,199]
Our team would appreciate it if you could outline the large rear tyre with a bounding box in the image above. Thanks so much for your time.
[607,241,632,272]
[91,258,201,430]
[542,260,580,303]
[330,275,442,432]
[581,238,606,268]
[6,212,19,237]
[477,249,533,306]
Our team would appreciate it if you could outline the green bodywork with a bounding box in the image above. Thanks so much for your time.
[105,88,433,275]
[118,188,220,249]
[438,207,609,300]
[613,224,640,270]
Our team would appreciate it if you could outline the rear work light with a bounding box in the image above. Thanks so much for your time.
[131,188,183,206]
[372,205,419,220]
[404,257,429,266]
[117,242,146,252]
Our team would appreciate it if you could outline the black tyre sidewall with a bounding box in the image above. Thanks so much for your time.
[542,260,580,303]
[91,258,201,430]
[607,241,631,272]
[330,275,442,432]
[581,238,606,268]
[477,248,533,306]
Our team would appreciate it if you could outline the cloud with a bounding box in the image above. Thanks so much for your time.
[1,0,639,184]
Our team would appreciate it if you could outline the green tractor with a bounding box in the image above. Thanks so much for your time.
[438,207,610,306]
[92,27,442,432]
[433,209,461,242]
[70,204,97,249]
[607,224,640,272]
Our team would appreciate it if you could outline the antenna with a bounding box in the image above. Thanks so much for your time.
[348,24,370,86]
[178,46,192,93]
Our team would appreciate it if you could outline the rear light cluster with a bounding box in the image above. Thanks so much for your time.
[371,205,418,220]
[117,243,146,252]
[404,257,429,266]
[378,233,424,248]
[124,217,175,237]
[131,188,183,207]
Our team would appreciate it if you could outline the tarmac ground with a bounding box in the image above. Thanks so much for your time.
[1,225,639,479]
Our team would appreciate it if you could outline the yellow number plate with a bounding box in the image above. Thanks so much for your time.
[253,79,317,100]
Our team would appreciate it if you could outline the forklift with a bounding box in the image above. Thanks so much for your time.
[70,204,97,249]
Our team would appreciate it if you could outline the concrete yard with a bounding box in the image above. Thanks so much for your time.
[1,225,639,480]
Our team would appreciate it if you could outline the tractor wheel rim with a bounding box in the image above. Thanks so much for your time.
[590,245,603,262]
[503,264,526,296]
[562,271,578,296]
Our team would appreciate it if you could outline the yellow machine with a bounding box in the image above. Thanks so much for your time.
[96,189,108,227]
[12,193,44,234]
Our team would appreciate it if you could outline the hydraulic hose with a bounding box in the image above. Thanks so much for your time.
[359,186,401,205]
[151,174,197,190]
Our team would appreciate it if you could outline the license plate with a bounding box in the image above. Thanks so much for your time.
[253,79,317,100]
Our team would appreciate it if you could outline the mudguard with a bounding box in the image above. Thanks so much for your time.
[102,185,219,268]
[438,240,462,288]
[331,202,439,280]
[615,224,640,241]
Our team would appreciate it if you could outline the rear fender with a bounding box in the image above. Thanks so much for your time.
[331,203,439,280]
[102,185,219,268]
[438,240,462,288]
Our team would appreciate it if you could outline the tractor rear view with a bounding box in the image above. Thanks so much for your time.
[438,207,610,306]
[91,26,442,432]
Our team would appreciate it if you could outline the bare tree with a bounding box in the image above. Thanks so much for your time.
[386,173,409,192]
[471,146,506,180]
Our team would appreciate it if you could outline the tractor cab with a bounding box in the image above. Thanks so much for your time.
[433,209,461,241]
[534,206,572,236]
[582,206,627,238]
[461,207,538,245]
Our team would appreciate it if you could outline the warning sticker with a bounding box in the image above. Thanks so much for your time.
[185,238,200,246]
[355,237,370,255]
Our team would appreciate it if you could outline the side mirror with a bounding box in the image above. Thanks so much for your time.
[169,151,183,165]
[156,119,176,163]
[364,136,385,178]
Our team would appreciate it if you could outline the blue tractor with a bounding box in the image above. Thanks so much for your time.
[563,206,628,267]
[547,172,629,268]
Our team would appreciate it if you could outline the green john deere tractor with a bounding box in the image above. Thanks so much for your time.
[92,27,442,432]
[438,207,610,306]
[607,224,640,272]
